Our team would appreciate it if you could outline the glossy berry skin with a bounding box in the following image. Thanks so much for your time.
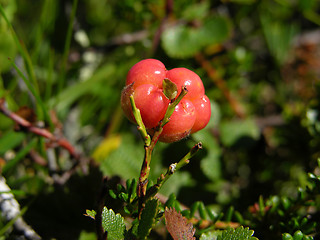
[121,59,211,143]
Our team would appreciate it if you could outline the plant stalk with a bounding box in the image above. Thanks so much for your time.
[130,87,189,217]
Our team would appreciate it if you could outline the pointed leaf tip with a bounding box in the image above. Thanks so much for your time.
[163,78,178,100]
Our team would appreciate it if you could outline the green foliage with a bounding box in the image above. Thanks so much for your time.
[1,0,320,239]
[260,12,298,65]
[99,133,143,180]
[85,210,97,219]
[217,227,258,240]
[163,78,178,100]
[138,198,159,239]
[0,0,17,73]
[101,207,126,240]
[0,131,25,155]
[282,230,313,240]
[162,16,230,58]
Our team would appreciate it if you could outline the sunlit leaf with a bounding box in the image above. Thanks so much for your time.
[163,78,178,100]
[92,134,121,163]
[200,230,223,240]
[101,207,126,240]
[217,226,258,240]
[84,209,97,219]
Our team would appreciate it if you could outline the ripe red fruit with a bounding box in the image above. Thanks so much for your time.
[121,59,211,143]
[166,68,205,101]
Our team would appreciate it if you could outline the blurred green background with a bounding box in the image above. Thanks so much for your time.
[0,0,320,239]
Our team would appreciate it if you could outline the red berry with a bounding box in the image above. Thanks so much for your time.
[121,59,211,143]
[160,99,196,143]
[166,68,205,100]
[126,59,166,88]
[191,95,211,133]
[133,84,169,129]
[121,84,135,123]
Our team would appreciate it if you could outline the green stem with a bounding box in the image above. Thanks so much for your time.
[130,86,189,217]
[161,86,188,128]
[129,95,151,146]
[145,142,202,200]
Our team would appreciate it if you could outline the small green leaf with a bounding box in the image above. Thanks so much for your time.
[165,193,177,209]
[282,233,294,240]
[292,230,304,240]
[127,178,137,201]
[217,226,258,240]
[198,202,207,220]
[85,209,97,219]
[225,206,234,223]
[109,189,117,199]
[119,192,128,202]
[189,201,200,218]
[163,78,178,100]
[101,207,126,240]
[200,230,222,240]
[234,211,244,225]
[138,198,159,239]
[206,207,218,222]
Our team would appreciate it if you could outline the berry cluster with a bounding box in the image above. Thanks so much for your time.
[121,59,211,143]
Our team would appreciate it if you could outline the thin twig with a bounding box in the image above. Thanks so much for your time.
[132,86,189,217]
[145,142,202,200]
[0,98,79,160]
[0,98,90,184]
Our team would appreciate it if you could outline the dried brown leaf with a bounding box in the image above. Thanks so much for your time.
[165,207,195,240]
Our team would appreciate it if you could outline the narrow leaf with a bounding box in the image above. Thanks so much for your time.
[138,198,159,239]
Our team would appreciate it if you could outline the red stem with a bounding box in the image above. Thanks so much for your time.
[0,98,80,160]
